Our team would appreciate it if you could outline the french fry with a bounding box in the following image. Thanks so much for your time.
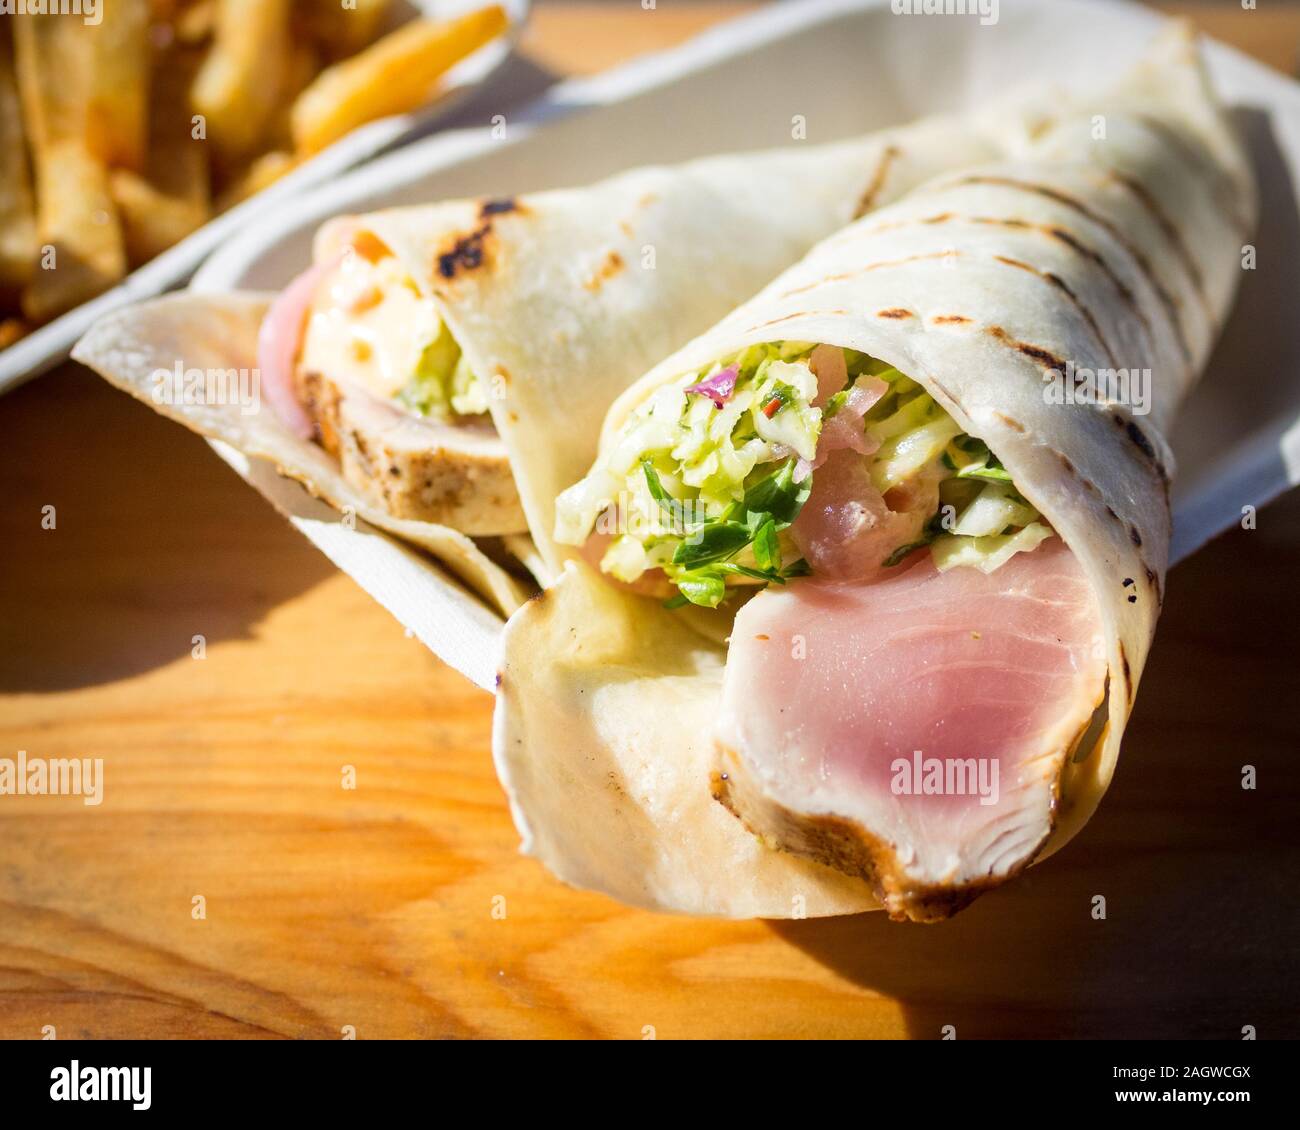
[20,140,127,324]
[297,0,390,60]
[215,149,298,212]
[174,0,217,45]
[87,0,150,171]
[111,44,211,266]
[145,47,211,208]
[190,0,290,164]
[12,10,96,153]
[111,169,208,265]
[0,318,28,350]
[266,40,320,151]
[14,15,126,324]
[0,28,38,299]
[290,5,507,156]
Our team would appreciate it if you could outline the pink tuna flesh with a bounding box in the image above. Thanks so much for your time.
[716,537,1105,917]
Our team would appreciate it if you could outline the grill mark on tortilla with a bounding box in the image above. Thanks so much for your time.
[876,307,914,319]
[984,328,1167,482]
[1125,419,1158,461]
[1098,411,1171,484]
[994,411,1026,433]
[1144,565,1162,606]
[991,254,1118,367]
[436,200,525,280]
[778,251,962,298]
[479,197,522,218]
[1102,168,1210,313]
[852,212,1156,347]
[1129,112,1252,235]
[985,325,1068,371]
[583,249,625,292]
[746,309,850,332]
[931,313,972,326]
[437,226,492,279]
[1053,449,1104,498]
[852,145,902,219]
[949,175,1193,365]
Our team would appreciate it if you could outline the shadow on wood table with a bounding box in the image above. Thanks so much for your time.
[0,368,336,693]
[771,490,1300,1038]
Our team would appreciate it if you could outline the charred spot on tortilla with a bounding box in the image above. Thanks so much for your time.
[583,249,625,292]
[994,411,1027,433]
[1120,641,1134,702]
[875,307,914,319]
[1045,224,1140,309]
[707,769,728,803]
[851,144,901,220]
[1052,448,1103,497]
[479,197,522,218]
[1123,419,1167,482]
[985,324,1068,372]
[437,202,525,280]
[746,309,849,332]
[932,313,972,326]
[992,255,1117,365]
[437,226,493,279]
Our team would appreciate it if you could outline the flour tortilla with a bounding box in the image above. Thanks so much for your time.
[73,107,1023,615]
[495,24,1257,915]
[327,111,1022,573]
[72,293,532,615]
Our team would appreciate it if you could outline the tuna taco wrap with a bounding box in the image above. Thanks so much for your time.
[72,111,1025,616]
[495,25,1256,919]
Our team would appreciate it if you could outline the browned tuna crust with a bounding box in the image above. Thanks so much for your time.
[710,747,1054,923]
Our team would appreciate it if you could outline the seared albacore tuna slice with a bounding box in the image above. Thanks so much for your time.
[713,538,1106,921]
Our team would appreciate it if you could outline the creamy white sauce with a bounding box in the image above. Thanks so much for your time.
[299,252,439,401]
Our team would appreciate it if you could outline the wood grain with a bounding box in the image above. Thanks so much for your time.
[1,2,1298,1040]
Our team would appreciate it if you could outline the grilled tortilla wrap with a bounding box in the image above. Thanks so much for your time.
[75,111,1031,615]
[496,25,1255,917]
[275,113,1018,560]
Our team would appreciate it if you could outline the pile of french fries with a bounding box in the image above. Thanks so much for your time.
[0,0,507,350]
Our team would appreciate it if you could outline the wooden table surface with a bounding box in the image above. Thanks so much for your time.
[2,2,1298,1041]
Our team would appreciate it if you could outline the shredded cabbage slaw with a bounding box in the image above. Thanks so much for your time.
[555,342,1054,607]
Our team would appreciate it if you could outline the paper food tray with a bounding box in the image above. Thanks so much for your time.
[187,0,1300,691]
